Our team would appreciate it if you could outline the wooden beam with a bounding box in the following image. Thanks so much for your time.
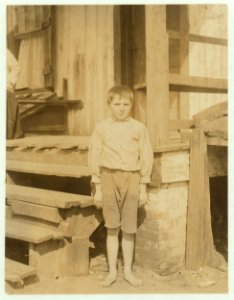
[189,33,228,46]
[186,128,208,269]
[169,73,228,93]
[167,30,228,46]
[6,160,90,178]
[25,125,65,132]
[145,5,169,146]
[153,141,190,153]
[186,128,225,269]
[6,184,93,209]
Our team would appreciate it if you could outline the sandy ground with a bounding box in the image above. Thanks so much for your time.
[5,254,228,295]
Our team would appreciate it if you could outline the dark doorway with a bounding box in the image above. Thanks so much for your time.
[210,176,228,261]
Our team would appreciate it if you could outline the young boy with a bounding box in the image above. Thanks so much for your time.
[89,86,153,287]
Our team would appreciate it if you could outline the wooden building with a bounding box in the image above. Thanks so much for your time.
[6,5,228,286]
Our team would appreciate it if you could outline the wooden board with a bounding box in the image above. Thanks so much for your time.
[167,30,228,46]
[8,199,62,224]
[193,101,227,126]
[6,135,90,150]
[178,5,190,121]
[186,128,207,269]
[185,128,224,270]
[6,160,90,178]
[6,219,63,244]
[5,258,37,279]
[153,142,190,153]
[160,150,190,183]
[5,271,22,284]
[169,74,227,93]
[6,184,93,209]
[145,5,169,146]
[203,117,227,140]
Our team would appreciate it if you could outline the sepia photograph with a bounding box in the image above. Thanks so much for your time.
[3,1,229,296]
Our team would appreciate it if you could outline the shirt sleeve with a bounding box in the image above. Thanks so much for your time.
[139,125,154,184]
[7,49,20,90]
[88,124,103,184]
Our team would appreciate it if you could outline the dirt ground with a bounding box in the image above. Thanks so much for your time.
[5,253,228,295]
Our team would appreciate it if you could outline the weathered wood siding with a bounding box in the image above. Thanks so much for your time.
[189,5,227,117]
[54,6,115,135]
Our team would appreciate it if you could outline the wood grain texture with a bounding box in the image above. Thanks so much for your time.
[5,258,37,279]
[8,199,62,224]
[145,5,169,146]
[6,184,93,208]
[185,128,224,269]
[6,219,63,244]
[6,160,90,178]
[161,150,190,183]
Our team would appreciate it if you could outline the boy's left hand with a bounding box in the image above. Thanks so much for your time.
[139,183,148,207]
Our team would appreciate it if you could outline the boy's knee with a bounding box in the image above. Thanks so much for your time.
[107,228,120,236]
[122,230,135,240]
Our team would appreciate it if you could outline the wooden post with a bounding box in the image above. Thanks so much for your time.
[145,5,169,146]
[185,128,225,269]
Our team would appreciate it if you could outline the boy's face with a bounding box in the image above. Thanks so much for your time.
[109,95,132,121]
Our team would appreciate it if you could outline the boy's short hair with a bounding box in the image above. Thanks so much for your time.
[107,86,134,104]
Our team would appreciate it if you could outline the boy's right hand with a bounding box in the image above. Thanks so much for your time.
[93,183,102,209]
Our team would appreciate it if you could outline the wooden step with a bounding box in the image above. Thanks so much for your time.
[7,199,63,224]
[6,159,90,178]
[6,219,64,244]
[5,258,37,285]
[6,184,94,209]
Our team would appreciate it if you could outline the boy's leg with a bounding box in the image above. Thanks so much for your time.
[122,231,142,286]
[102,228,120,287]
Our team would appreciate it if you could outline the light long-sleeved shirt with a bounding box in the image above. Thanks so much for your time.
[89,117,154,184]
[7,49,20,92]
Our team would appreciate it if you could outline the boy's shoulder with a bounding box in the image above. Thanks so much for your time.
[129,118,147,131]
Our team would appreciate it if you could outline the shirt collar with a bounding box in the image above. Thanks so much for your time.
[109,116,131,123]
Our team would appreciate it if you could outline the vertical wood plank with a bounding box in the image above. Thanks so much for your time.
[113,6,121,86]
[179,5,190,121]
[85,6,98,134]
[101,5,115,121]
[96,6,106,124]
[185,128,224,270]
[43,26,53,88]
[67,6,85,135]
[145,5,169,146]
[132,5,146,85]
[120,6,133,86]
[16,6,26,34]
[35,5,44,28]
[25,6,36,32]
[186,128,206,269]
